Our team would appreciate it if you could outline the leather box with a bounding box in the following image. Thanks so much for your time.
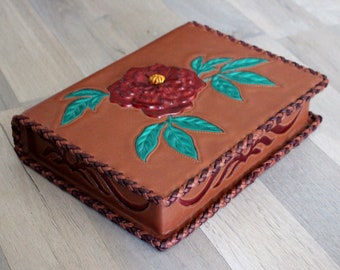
[12,22,328,250]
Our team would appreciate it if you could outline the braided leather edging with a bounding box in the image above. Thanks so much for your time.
[11,22,329,207]
[12,112,321,250]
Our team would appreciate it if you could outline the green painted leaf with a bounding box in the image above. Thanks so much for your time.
[191,57,231,76]
[221,58,268,72]
[61,89,108,125]
[88,95,105,110]
[225,71,275,86]
[164,123,198,160]
[191,56,203,74]
[211,75,242,101]
[61,97,92,125]
[172,116,223,132]
[135,123,164,161]
[204,58,232,69]
[65,89,109,99]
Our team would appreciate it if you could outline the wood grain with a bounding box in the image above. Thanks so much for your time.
[162,0,262,39]
[310,86,340,166]
[0,247,10,270]
[201,181,338,270]
[0,0,83,103]
[261,139,340,265]
[280,26,340,92]
[28,0,183,76]
[292,0,340,25]
[84,208,232,270]
[0,70,19,110]
[229,0,319,38]
[0,0,339,269]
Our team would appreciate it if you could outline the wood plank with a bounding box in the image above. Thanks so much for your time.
[229,0,319,38]
[310,86,340,166]
[292,0,340,25]
[162,0,263,39]
[0,247,11,270]
[84,209,232,270]
[28,0,183,76]
[0,0,83,103]
[0,107,25,143]
[261,139,340,265]
[0,70,19,110]
[93,0,184,48]
[280,26,340,92]
[201,180,339,270]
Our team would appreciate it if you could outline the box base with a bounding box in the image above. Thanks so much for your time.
[12,111,321,250]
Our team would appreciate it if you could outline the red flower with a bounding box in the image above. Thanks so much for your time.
[108,64,205,118]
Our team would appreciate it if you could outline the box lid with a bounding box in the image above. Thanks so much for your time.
[23,22,326,199]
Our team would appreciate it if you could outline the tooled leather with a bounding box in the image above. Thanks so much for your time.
[12,29,329,208]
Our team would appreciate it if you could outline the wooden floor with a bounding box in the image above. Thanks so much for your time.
[1,1,339,269]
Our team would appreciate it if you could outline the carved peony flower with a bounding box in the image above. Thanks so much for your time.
[107,64,205,118]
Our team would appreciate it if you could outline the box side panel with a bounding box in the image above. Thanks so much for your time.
[11,115,166,236]
[11,107,323,249]
[157,100,311,237]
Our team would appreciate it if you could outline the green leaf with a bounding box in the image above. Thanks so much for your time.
[61,97,92,125]
[225,71,275,86]
[211,75,242,101]
[199,57,231,75]
[88,95,105,110]
[191,56,203,74]
[164,123,198,160]
[191,56,231,76]
[65,89,109,99]
[221,58,268,72]
[61,88,108,125]
[135,123,164,161]
[204,58,232,69]
[172,116,223,132]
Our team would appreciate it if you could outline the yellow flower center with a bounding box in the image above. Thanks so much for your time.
[149,74,165,85]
